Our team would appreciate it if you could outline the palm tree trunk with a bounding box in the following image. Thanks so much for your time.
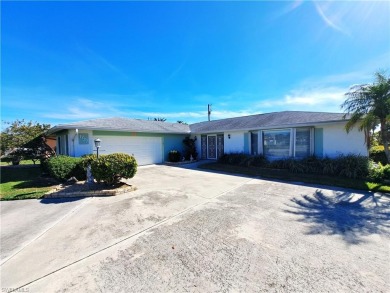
[380,119,390,163]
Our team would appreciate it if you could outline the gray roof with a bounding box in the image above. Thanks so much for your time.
[48,117,190,134]
[48,111,350,135]
[189,111,349,133]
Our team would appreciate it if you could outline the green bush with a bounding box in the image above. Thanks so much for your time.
[369,145,389,165]
[336,154,369,179]
[367,161,384,183]
[182,137,198,160]
[91,153,137,185]
[168,150,181,162]
[218,153,369,179]
[218,153,249,165]
[47,156,86,181]
[382,164,390,180]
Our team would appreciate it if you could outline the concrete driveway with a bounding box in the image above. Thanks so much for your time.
[1,164,389,292]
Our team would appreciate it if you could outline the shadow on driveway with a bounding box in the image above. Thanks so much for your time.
[40,197,85,204]
[285,190,390,244]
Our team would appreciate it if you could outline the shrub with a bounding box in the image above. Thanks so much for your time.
[217,153,369,179]
[218,153,249,165]
[47,156,86,181]
[81,154,97,168]
[367,161,384,183]
[336,154,369,179]
[250,155,268,167]
[182,137,198,160]
[369,145,389,165]
[168,150,181,162]
[382,164,390,180]
[90,153,137,185]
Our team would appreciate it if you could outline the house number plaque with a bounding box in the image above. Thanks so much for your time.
[78,133,89,144]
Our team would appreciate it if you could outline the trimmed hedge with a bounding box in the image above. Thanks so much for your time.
[90,153,137,185]
[168,150,181,162]
[218,153,369,179]
[369,145,389,165]
[47,156,86,181]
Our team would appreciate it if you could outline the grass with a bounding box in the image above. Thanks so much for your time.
[0,159,40,166]
[199,163,390,193]
[0,166,57,200]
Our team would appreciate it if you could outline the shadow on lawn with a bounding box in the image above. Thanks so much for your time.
[13,178,57,189]
[285,190,390,244]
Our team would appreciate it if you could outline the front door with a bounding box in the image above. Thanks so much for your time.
[207,135,217,159]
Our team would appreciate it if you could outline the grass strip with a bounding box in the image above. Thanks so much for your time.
[1,166,56,200]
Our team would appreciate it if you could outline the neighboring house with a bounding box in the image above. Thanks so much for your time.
[48,111,368,165]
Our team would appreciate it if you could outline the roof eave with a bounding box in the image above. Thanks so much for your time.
[190,119,349,134]
[48,126,190,135]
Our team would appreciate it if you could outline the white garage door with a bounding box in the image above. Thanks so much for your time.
[97,136,163,165]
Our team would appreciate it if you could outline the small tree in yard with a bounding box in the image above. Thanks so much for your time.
[342,71,390,163]
[1,120,52,164]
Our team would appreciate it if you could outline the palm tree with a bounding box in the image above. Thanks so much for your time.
[342,71,390,162]
[153,117,167,122]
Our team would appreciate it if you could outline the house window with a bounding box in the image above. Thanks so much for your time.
[251,132,258,155]
[263,129,291,158]
[261,128,313,159]
[295,128,311,158]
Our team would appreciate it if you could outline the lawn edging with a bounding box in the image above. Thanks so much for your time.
[198,162,390,194]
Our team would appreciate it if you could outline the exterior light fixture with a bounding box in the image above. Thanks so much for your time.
[228,134,231,139]
[94,138,101,158]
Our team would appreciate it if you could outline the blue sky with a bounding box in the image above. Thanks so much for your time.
[2,1,390,127]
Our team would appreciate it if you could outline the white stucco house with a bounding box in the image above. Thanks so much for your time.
[48,111,368,165]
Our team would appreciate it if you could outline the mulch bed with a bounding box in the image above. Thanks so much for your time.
[45,181,136,198]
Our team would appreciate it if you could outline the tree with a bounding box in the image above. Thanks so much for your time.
[182,136,198,160]
[342,71,390,162]
[0,120,51,164]
[153,117,166,122]
[177,120,188,124]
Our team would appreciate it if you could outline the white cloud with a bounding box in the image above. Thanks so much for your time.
[43,98,126,120]
[256,86,346,113]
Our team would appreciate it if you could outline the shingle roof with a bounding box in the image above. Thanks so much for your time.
[48,117,191,134]
[189,111,349,133]
[48,111,350,135]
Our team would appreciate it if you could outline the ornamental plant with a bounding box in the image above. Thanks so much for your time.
[47,155,85,181]
[168,150,181,162]
[90,153,137,185]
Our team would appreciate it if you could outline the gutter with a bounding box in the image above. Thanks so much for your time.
[189,119,349,134]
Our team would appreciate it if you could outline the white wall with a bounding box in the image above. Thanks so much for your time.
[68,129,94,157]
[322,122,368,157]
[224,131,245,153]
[192,131,246,158]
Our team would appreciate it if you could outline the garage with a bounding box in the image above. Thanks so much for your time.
[96,136,163,165]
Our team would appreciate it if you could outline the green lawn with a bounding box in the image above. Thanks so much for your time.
[0,159,40,166]
[199,163,390,193]
[0,166,57,200]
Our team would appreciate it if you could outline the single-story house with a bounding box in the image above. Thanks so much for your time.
[47,111,368,165]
